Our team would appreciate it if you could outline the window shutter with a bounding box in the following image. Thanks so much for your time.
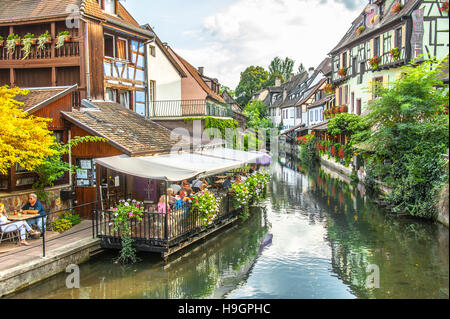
[380,34,384,56]
[370,39,374,58]
[391,30,396,49]
[336,87,340,105]
[401,25,406,48]
[347,51,350,70]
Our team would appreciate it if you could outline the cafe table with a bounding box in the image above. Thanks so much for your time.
[7,212,40,221]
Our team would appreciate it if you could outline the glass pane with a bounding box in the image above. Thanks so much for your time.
[135,91,146,103]
[131,40,138,52]
[135,103,146,116]
[104,62,111,77]
[136,54,144,68]
[135,69,145,82]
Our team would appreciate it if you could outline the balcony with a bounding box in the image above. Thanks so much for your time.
[0,41,80,61]
[148,100,234,118]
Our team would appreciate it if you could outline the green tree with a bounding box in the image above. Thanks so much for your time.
[268,57,295,83]
[360,57,449,219]
[235,66,269,106]
[219,85,235,98]
[298,63,306,74]
[243,100,273,129]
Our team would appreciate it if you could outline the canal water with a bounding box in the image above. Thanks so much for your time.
[9,157,449,299]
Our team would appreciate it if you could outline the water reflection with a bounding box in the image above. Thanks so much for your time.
[8,156,449,299]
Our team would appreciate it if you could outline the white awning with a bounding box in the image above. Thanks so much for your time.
[95,148,267,182]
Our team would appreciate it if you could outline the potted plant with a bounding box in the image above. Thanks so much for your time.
[0,35,3,47]
[440,1,449,13]
[369,56,381,69]
[324,83,334,94]
[356,25,365,36]
[38,30,51,50]
[55,31,70,49]
[392,2,403,14]
[6,34,20,54]
[22,33,35,59]
[389,47,401,60]
[337,67,347,77]
[370,14,381,25]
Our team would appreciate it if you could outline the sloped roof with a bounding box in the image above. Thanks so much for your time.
[13,85,77,113]
[329,0,421,54]
[61,101,187,155]
[296,78,327,107]
[172,51,226,104]
[271,72,309,108]
[0,0,103,23]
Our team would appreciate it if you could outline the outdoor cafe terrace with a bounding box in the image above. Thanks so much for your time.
[94,147,272,259]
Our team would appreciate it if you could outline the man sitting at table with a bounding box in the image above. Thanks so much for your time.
[0,203,40,246]
[20,193,46,234]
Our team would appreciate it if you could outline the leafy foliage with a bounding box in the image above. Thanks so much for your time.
[360,57,449,219]
[51,218,72,233]
[111,199,144,264]
[0,86,57,175]
[191,189,219,226]
[235,66,269,106]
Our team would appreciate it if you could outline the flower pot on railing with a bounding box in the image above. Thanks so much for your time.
[337,68,347,77]
[0,40,3,47]
[369,56,381,70]
[392,2,403,14]
[14,39,21,46]
[64,35,71,42]
[356,26,365,36]
[389,47,401,61]
[440,1,449,13]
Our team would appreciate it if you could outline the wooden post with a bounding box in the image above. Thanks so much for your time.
[9,68,14,87]
[51,22,56,59]
[51,67,56,86]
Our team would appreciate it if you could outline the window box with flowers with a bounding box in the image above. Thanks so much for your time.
[392,2,403,14]
[440,1,449,13]
[356,26,366,36]
[369,56,382,70]
[370,14,381,25]
[337,68,347,77]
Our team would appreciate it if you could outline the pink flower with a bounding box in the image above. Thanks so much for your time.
[136,204,139,208]
[128,212,133,217]
[113,208,117,211]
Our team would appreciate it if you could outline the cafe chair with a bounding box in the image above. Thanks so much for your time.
[0,222,22,246]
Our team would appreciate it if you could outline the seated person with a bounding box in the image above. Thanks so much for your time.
[200,177,210,187]
[222,176,232,190]
[183,184,194,197]
[249,164,257,175]
[170,183,182,195]
[191,178,203,193]
[173,191,190,215]
[20,193,46,233]
[157,195,170,214]
[0,203,39,246]
[166,188,177,205]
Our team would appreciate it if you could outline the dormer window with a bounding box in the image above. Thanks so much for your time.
[98,0,117,15]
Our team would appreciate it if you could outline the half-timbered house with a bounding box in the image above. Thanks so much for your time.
[329,0,449,115]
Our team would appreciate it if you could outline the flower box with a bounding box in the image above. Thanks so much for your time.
[369,56,381,69]
[392,2,403,14]
[337,68,347,77]
[356,26,365,36]
[389,47,400,60]
[440,1,449,13]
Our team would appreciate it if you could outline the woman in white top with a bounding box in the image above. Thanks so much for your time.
[0,203,40,246]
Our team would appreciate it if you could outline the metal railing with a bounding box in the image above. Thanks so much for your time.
[148,100,234,118]
[95,192,238,249]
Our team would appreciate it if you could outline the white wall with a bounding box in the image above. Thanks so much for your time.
[147,42,182,116]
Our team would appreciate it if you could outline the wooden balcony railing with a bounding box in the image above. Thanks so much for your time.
[0,41,80,61]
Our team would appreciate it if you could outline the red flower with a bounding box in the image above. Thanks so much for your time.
[339,148,345,159]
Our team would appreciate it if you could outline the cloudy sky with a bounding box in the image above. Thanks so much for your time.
[123,0,367,89]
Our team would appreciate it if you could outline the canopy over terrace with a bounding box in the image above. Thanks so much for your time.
[94,148,266,182]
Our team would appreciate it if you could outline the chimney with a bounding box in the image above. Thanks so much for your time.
[283,89,287,101]
[198,67,204,75]
[308,67,315,77]
[289,73,294,81]
[275,77,281,87]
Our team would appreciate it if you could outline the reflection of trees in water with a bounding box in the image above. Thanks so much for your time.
[302,163,449,299]
[13,208,269,299]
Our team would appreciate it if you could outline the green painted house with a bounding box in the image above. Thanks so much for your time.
[329,0,449,115]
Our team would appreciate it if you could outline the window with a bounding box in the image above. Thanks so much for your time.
[149,45,156,57]
[344,85,349,104]
[53,131,64,144]
[339,87,343,105]
[320,108,323,121]
[352,57,357,76]
[149,80,156,103]
[342,52,347,68]
[120,91,131,109]
[359,62,365,84]
[310,110,313,122]
[315,110,318,122]
[374,37,380,56]
[104,0,116,14]
[395,27,402,48]
[106,88,117,102]
[117,38,128,60]
[104,34,115,58]
[135,90,146,117]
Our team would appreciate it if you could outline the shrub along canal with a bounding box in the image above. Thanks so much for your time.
[7,157,449,299]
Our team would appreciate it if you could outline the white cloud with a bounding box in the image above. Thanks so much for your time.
[174,0,365,89]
